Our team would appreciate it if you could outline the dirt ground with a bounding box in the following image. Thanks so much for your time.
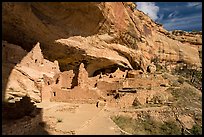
[35,101,122,135]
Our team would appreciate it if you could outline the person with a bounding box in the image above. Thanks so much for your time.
[96,101,99,108]
[190,70,195,83]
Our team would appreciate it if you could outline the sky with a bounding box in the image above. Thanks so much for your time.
[135,2,202,31]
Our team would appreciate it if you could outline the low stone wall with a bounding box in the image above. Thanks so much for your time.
[2,109,42,135]
[51,98,98,104]
[96,80,122,91]
[50,87,101,104]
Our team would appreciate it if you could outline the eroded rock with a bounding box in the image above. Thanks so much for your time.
[2,2,201,76]
[3,42,60,103]
[2,2,202,104]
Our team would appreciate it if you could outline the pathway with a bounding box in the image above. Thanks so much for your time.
[36,102,122,135]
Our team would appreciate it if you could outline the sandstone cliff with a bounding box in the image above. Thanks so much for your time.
[2,2,201,73]
[2,2,202,102]
[2,41,60,102]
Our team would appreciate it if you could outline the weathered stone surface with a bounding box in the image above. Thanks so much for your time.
[2,2,202,104]
[55,36,134,76]
[111,68,126,78]
[58,71,75,89]
[2,2,201,77]
[78,63,89,88]
[178,115,195,129]
[96,100,106,108]
[3,42,60,103]
[127,70,143,78]
[170,30,202,45]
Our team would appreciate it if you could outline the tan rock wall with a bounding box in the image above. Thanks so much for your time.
[3,41,60,103]
[2,2,202,75]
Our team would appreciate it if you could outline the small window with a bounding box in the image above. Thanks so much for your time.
[35,59,37,63]
[177,60,183,63]
[56,78,59,84]
[53,92,56,96]
[48,81,50,85]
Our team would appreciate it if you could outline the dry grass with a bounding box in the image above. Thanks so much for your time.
[111,114,181,135]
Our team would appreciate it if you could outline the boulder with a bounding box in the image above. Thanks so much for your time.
[147,63,157,73]
[96,100,106,108]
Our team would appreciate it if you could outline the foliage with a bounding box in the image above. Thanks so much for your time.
[189,124,202,135]
[155,64,163,72]
[177,76,185,84]
[151,57,163,72]
[166,86,202,125]
[57,118,63,123]
[170,80,181,87]
[160,120,181,135]
[151,94,166,104]
[111,115,181,135]
[198,50,202,63]
[172,65,202,90]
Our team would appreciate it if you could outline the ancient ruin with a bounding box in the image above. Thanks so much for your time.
[2,2,202,135]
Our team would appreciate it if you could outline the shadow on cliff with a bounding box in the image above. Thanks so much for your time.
[2,2,103,97]
[2,42,53,134]
[2,96,50,135]
[2,2,106,72]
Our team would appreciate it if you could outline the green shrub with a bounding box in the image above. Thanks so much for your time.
[151,94,166,105]
[155,64,163,72]
[189,125,202,135]
[57,118,63,123]
[112,115,182,135]
[132,97,142,107]
[160,120,181,135]
[171,80,180,87]
[172,65,202,90]
[178,76,185,84]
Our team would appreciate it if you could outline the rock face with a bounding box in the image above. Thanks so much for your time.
[178,115,195,129]
[2,2,202,102]
[127,70,143,78]
[170,30,202,45]
[3,42,60,103]
[2,2,201,76]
